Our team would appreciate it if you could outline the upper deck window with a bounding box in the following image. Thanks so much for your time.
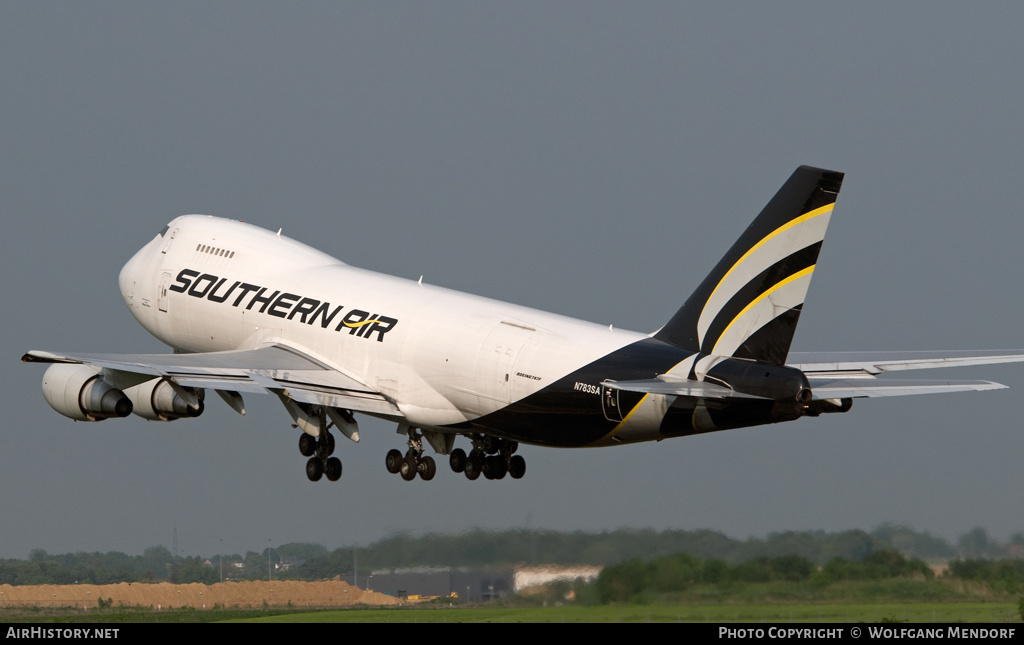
[193,242,237,258]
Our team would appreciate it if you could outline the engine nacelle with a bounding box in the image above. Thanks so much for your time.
[805,397,854,416]
[703,357,812,402]
[124,378,204,421]
[41,363,132,422]
[700,356,814,423]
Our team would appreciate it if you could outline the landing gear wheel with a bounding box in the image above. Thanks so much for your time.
[492,456,507,479]
[464,453,482,481]
[449,448,467,473]
[325,457,342,481]
[306,457,324,482]
[481,435,497,453]
[483,455,507,480]
[419,456,436,481]
[509,455,526,479]
[299,433,316,457]
[385,449,403,474]
[400,456,418,481]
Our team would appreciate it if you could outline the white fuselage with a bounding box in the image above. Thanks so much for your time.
[118,215,654,442]
[34,168,1018,477]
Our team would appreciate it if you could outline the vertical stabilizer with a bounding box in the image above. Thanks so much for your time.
[654,166,843,364]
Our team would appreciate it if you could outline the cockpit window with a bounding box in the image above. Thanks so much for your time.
[158,224,170,237]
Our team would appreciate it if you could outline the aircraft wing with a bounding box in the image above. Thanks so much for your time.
[21,346,401,416]
[787,350,1024,400]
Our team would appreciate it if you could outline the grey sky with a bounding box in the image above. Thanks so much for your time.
[3,3,1023,559]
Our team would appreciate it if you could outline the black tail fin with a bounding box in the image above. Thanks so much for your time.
[654,166,844,364]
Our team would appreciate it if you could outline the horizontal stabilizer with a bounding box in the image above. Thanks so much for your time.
[601,376,768,400]
[789,350,1024,376]
[807,377,1006,399]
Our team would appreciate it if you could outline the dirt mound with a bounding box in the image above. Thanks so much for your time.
[0,580,404,609]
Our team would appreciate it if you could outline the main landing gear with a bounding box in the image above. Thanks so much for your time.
[385,427,436,481]
[449,434,525,481]
[278,395,359,483]
[299,428,343,482]
[383,425,526,482]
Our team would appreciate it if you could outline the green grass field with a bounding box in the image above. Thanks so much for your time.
[3,601,1020,623]
[228,603,1020,623]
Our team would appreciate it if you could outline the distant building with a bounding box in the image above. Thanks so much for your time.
[365,567,509,601]
[366,565,602,601]
[513,565,601,591]
[276,557,304,571]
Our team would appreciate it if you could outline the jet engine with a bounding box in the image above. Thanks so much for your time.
[41,363,132,422]
[700,357,813,423]
[805,397,854,416]
[125,378,204,421]
[705,358,812,403]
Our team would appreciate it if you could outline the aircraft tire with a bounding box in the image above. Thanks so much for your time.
[306,457,324,482]
[299,433,316,457]
[509,455,526,479]
[483,455,506,480]
[400,456,418,481]
[481,435,497,453]
[325,457,342,481]
[385,449,403,474]
[420,456,436,481]
[464,454,481,481]
[449,448,467,473]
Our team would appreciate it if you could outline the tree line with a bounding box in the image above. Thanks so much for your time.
[0,525,1021,587]
[594,550,941,603]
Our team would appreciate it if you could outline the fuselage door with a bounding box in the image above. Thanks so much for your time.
[475,321,534,410]
[161,227,178,254]
[601,384,624,422]
[158,272,172,313]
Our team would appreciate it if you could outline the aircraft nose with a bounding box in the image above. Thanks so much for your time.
[119,247,145,305]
